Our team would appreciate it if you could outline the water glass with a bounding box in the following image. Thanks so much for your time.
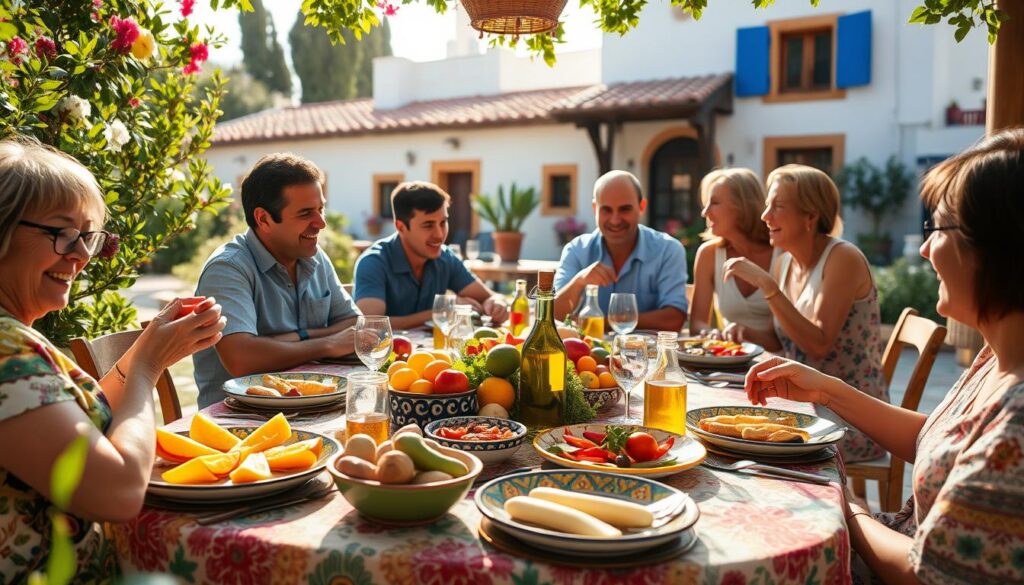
[449,243,462,260]
[610,334,649,420]
[432,292,456,349]
[355,315,393,372]
[345,372,389,444]
[465,239,480,262]
[608,293,639,335]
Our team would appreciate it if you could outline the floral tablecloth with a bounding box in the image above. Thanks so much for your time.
[109,337,851,585]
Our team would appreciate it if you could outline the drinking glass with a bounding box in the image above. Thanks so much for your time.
[432,292,456,349]
[608,293,639,335]
[345,371,389,444]
[449,243,462,260]
[465,239,480,262]
[355,315,393,372]
[610,334,649,420]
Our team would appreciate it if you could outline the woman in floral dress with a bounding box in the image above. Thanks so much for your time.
[744,128,1024,584]
[0,137,225,582]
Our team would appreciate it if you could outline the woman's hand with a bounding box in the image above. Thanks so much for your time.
[722,257,777,293]
[722,322,746,343]
[744,356,836,407]
[131,297,225,378]
[698,328,723,340]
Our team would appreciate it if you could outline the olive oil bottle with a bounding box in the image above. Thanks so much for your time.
[518,271,566,428]
[510,278,530,336]
[578,284,605,339]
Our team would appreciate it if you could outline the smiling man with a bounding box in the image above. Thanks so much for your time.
[554,170,688,332]
[353,181,508,329]
[192,153,360,408]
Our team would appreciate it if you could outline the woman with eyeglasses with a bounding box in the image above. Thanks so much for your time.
[0,137,225,580]
[745,128,1024,584]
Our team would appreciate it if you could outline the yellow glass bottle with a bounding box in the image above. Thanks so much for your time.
[518,271,566,428]
[643,331,688,434]
[510,279,530,336]
[577,284,605,339]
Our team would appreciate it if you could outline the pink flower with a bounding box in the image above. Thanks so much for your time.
[93,0,103,8]
[7,36,27,64]
[34,36,57,61]
[376,1,399,16]
[98,233,120,260]
[128,97,141,108]
[182,42,208,75]
[180,0,195,17]
[109,16,140,54]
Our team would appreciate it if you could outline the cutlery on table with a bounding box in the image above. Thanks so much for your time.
[701,454,832,485]
[194,486,334,525]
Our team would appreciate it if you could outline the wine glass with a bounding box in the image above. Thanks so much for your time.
[609,334,649,420]
[608,293,639,335]
[432,293,456,349]
[465,239,480,262]
[448,243,462,260]
[355,315,393,372]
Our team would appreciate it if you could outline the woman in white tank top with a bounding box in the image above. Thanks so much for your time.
[690,168,775,335]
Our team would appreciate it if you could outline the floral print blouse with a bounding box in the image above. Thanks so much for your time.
[875,347,1024,584]
[0,311,118,583]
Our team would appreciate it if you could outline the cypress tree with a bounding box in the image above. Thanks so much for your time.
[239,0,293,96]
[290,15,392,103]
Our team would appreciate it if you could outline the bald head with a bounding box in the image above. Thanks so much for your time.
[593,170,643,204]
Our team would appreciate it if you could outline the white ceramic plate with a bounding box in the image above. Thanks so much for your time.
[475,469,699,555]
[533,424,705,479]
[686,406,846,456]
[676,339,763,366]
[148,429,341,503]
[223,372,347,409]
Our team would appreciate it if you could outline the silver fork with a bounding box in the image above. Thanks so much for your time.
[702,454,832,485]
[646,494,688,527]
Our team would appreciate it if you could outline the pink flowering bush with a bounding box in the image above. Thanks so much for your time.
[0,1,230,345]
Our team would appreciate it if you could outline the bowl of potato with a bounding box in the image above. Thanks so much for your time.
[328,425,483,525]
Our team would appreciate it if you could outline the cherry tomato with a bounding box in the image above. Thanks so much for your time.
[625,432,660,462]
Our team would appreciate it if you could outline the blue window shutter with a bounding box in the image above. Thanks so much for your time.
[735,26,770,97]
[837,10,872,88]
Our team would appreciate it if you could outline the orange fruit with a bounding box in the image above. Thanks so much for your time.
[579,371,600,389]
[232,413,292,453]
[598,372,617,389]
[190,413,240,452]
[477,376,515,410]
[422,360,450,384]
[387,360,409,378]
[430,351,453,364]
[409,379,434,395]
[576,356,597,373]
[389,367,420,391]
[407,351,435,375]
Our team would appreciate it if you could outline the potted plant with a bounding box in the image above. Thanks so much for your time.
[946,100,962,125]
[554,216,587,246]
[835,156,915,265]
[471,183,539,263]
[363,213,385,237]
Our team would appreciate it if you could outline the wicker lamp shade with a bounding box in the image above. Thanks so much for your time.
[462,0,568,35]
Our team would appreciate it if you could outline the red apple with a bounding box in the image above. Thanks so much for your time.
[594,364,609,376]
[433,369,470,394]
[175,296,205,319]
[393,335,413,358]
[562,338,591,364]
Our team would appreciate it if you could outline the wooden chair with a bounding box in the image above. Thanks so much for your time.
[849,308,946,512]
[70,329,182,424]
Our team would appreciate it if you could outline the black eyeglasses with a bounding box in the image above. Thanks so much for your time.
[18,220,112,257]
[923,219,959,236]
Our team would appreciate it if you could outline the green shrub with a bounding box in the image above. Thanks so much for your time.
[874,257,941,324]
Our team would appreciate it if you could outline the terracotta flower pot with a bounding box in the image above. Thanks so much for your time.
[492,231,524,263]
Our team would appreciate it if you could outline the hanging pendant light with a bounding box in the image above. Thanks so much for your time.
[461,0,568,35]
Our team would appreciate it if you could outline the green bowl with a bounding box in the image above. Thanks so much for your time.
[327,445,482,525]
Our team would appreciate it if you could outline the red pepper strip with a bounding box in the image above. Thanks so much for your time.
[577,456,607,463]
[562,427,574,436]
[582,431,606,444]
[564,435,599,449]
[578,447,616,461]
[558,450,580,461]
[654,437,675,459]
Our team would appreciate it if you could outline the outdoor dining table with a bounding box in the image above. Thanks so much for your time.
[109,330,851,584]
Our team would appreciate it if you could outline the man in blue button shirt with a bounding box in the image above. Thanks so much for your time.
[554,170,688,332]
[353,181,508,329]
[192,153,360,408]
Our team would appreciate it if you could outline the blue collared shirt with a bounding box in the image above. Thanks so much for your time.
[352,232,476,315]
[192,229,360,408]
[554,225,689,315]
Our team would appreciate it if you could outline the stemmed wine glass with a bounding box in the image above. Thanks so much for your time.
[355,315,393,372]
[465,240,480,262]
[609,334,649,420]
[432,293,456,349]
[608,293,639,335]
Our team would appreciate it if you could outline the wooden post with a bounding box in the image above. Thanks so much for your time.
[988,0,1024,133]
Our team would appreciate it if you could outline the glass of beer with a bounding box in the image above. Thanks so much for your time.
[643,380,687,435]
[345,372,390,444]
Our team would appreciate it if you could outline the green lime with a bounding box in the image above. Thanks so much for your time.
[485,344,521,377]
[590,347,610,365]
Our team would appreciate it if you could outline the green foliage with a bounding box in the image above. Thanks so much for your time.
[472,183,540,233]
[238,0,292,95]
[908,0,1007,43]
[1,0,231,346]
[322,211,357,283]
[874,258,941,324]
[196,66,276,121]
[27,433,89,585]
[171,212,245,285]
[289,14,391,102]
[835,156,915,239]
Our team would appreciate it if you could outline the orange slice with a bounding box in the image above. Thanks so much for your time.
[229,452,272,483]
[189,414,241,452]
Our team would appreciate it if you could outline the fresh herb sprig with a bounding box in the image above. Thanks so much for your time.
[602,424,635,454]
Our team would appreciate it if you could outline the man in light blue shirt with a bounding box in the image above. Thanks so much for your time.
[193,153,360,408]
[554,170,688,332]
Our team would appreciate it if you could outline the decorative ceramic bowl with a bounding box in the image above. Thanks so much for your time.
[423,416,527,465]
[582,386,622,411]
[388,388,478,431]
[686,405,845,456]
[327,445,483,525]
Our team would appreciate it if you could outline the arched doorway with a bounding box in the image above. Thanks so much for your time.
[647,136,703,230]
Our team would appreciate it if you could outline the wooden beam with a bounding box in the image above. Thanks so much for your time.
[988,0,1024,133]
[584,121,615,175]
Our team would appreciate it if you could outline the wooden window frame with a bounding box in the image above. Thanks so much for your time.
[431,160,481,236]
[372,173,404,219]
[763,134,845,177]
[540,164,578,217]
[764,14,846,103]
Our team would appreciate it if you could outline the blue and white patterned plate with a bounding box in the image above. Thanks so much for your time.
[686,406,845,456]
[475,469,698,555]
[424,416,526,465]
[223,372,347,409]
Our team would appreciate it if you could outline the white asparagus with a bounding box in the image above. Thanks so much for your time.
[504,496,622,538]
[528,487,654,529]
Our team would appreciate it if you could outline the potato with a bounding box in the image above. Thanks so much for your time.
[375,440,392,461]
[343,434,378,463]
[478,403,510,419]
[412,470,454,484]
[337,455,378,480]
[376,451,416,484]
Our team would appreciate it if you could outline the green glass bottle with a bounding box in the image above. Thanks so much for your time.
[518,270,566,428]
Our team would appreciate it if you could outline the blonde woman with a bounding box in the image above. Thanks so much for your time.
[724,164,886,462]
[689,168,775,336]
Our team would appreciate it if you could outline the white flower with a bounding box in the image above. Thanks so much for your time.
[166,168,186,183]
[103,119,130,152]
[59,95,91,123]
[110,167,123,180]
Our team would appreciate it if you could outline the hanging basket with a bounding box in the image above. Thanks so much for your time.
[462,0,568,35]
